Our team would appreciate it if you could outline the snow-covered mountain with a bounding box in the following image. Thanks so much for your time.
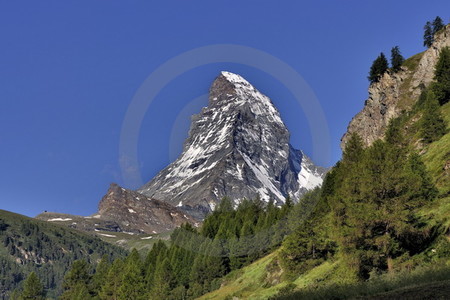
[138,71,326,219]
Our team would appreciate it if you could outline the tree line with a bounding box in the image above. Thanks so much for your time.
[13,198,296,299]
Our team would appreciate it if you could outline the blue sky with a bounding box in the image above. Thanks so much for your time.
[1,1,449,217]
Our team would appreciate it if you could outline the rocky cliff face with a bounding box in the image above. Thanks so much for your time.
[341,25,450,149]
[98,183,197,233]
[37,183,197,234]
[138,71,326,218]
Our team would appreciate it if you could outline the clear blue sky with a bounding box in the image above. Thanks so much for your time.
[1,1,449,217]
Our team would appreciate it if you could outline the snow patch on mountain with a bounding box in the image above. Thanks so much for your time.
[138,71,327,218]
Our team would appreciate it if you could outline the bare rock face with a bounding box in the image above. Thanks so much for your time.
[341,25,450,150]
[138,71,326,218]
[98,183,197,233]
[37,184,197,234]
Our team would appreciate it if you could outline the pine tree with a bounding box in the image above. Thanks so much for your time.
[21,272,45,300]
[99,258,124,300]
[368,53,389,83]
[61,260,93,300]
[424,21,434,48]
[150,257,175,299]
[432,16,445,35]
[144,240,168,288]
[432,47,450,105]
[92,255,110,295]
[391,46,404,72]
[421,90,447,143]
[117,249,146,300]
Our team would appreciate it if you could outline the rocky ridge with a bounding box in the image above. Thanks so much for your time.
[341,25,450,149]
[37,183,196,234]
[138,71,326,218]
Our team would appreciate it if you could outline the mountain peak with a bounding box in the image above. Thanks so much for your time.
[138,73,326,218]
[220,71,250,85]
[209,71,284,125]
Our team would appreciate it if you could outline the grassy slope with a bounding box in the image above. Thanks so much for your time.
[198,254,340,300]
[197,81,450,300]
[198,252,283,300]
[93,229,172,253]
[421,101,450,229]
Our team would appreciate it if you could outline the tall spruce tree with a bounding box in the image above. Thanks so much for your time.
[421,90,447,143]
[99,258,124,300]
[150,257,176,299]
[60,260,93,300]
[432,16,445,35]
[391,46,405,72]
[432,47,450,105]
[118,249,146,300]
[91,255,110,296]
[368,52,389,83]
[424,21,434,48]
[329,128,438,278]
[21,272,45,300]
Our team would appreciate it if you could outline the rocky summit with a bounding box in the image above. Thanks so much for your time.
[138,71,326,218]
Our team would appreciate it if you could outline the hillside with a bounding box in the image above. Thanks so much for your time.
[198,25,450,300]
[0,209,127,299]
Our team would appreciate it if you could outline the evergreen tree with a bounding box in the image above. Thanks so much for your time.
[60,260,93,300]
[150,257,175,299]
[368,53,389,83]
[9,289,21,300]
[432,16,445,35]
[424,21,434,48]
[391,46,405,72]
[99,258,124,300]
[329,129,438,278]
[432,47,450,105]
[118,249,146,300]
[144,240,168,287]
[421,90,447,143]
[21,272,45,300]
[92,255,110,295]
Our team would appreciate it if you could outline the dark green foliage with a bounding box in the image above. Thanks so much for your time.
[50,197,294,299]
[329,128,437,278]
[432,16,445,35]
[368,52,389,83]
[280,120,440,281]
[60,260,93,299]
[91,255,110,295]
[0,210,126,299]
[118,249,146,300]
[391,46,405,72]
[21,272,45,300]
[424,17,446,48]
[150,257,176,299]
[421,91,447,143]
[424,21,434,48]
[98,258,124,299]
[421,90,447,143]
[432,47,450,105]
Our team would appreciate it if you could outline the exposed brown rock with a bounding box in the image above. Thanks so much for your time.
[37,183,198,235]
[341,25,450,150]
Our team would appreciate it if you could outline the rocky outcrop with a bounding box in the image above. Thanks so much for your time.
[98,183,197,233]
[37,183,197,234]
[341,25,450,150]
[138,71,326,218]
